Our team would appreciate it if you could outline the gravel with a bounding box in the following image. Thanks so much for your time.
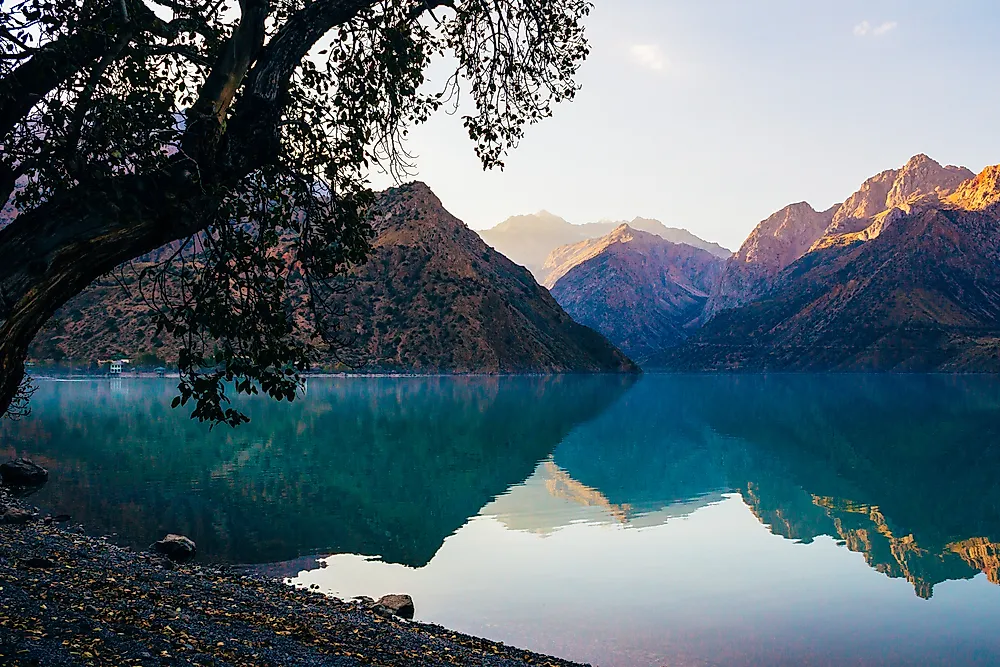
[0,489,584,667]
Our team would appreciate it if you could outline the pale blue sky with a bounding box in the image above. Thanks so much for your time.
[372,0,1000,250]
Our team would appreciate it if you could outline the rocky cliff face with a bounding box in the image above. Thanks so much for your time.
[826,154,974,236]
[704,202,837,318]
[478,213,728,279]
[28,183,637,374]
[653,163,1000,372]
[704,155,977,321]
[547,225,724,361]
[945,164,1000,212]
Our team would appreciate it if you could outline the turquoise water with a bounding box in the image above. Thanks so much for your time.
[3,374,1000,666]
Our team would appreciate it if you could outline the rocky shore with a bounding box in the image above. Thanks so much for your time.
[0,481,582,667]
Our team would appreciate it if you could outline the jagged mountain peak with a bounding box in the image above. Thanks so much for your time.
[903,152,938,169]
[946,164,1000,212]
[605,223,651,243]
[706,155,980,320]
[734,201,836,264]
[828,154,974,235]
[702,200,836,318]
[540,224,712,289]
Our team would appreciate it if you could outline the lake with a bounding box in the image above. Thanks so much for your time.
[3,374,1000,666]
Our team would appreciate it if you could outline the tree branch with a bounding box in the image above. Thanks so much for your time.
[0,21,122,139]
[182,0,269,165]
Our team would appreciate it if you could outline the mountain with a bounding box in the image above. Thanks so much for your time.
[478,213,729,278]
[28,183,638,374]
[705,154,975,319]
[652,162,1000,371]
[547,225,724,361]
[825,154,974,237]
[476,211,582,277]
[323,183,637,373]
[703,202,838,318]
[945,163,1000,211]
[597,217,731,259]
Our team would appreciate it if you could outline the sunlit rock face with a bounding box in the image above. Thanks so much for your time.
[704,202,836,319]
[655,161,1000,372]
[704,155,976,321]
[826,154,973,236]
[949,538,1000,584]
[945,164,1000,212]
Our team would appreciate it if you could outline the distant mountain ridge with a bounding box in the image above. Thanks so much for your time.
[478,212,729,278]
[547,225,724,361]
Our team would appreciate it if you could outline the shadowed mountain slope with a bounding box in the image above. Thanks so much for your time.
[331,183,636,373]
[27,183,637,374]
[547,225,724,361]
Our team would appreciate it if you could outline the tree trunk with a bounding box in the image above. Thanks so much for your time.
[0,166,219,416]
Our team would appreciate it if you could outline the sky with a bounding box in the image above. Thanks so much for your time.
[369,0,1000,250]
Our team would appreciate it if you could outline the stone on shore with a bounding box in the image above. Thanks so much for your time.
[22,556,56,569]
[2,508,35,524]
[153,534,197,562]
[0,458,49,487]
[375,594,415,620]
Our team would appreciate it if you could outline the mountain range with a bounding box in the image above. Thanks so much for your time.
[27,183,637,374]
[653,156,1000,370]
[502,153,1000,371]
[322,183,635,373]
[24,153,1000,374]
[704,154,976,319]
[477,212,730,278]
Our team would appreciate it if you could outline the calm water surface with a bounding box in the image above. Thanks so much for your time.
[3,374,1000,666]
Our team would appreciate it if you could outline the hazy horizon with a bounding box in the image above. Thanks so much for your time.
[370,0,1000,250]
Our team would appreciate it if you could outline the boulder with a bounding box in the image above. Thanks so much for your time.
[0,459,49,487]
[374,594,414,620]
[152,534,197,562]
[43,514,71,525]
[2,508,35,524]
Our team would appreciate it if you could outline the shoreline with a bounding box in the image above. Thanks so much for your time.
[0,488,584,667]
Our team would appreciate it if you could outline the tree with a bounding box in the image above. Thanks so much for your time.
[0,0,591,424]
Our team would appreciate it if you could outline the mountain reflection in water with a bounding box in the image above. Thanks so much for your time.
[4,374,1000,665]
[0,375,633,565]
[541,374,1000,599]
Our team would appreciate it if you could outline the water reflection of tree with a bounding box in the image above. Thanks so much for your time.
[0,376,633,565]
